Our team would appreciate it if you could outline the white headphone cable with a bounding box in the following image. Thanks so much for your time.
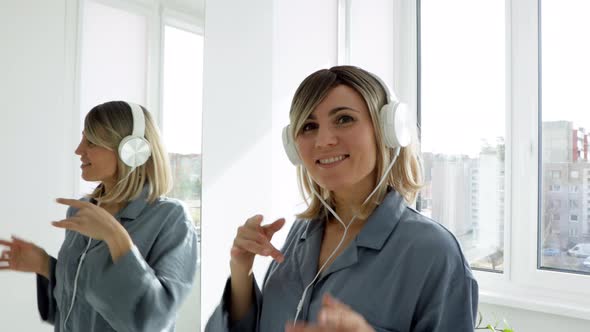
[62,200,101,328]
[293,147,400,322]
[63,237,92,327]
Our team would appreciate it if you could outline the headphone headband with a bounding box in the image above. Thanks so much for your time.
[118,102,152,168]
[128,103,146,138]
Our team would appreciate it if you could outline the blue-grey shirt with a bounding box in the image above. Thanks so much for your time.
[206,190,478,332]
[37,187,199,332]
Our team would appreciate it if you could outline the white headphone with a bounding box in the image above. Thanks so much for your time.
[118,102,152,168]
[281,72,411,165]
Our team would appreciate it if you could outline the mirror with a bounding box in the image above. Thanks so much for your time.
[0,0,204,331]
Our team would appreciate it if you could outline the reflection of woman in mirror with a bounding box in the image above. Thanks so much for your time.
[205,66,478,332]
[0,101,198,331]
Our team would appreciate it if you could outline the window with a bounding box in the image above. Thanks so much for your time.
[158,18,204,332]
[540,0,590,275]
[360,0,590,320]
[419,0,506,273]
[161,25,204,233]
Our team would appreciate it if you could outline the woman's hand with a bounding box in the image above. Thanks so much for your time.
[230,214,285,274]
[52,198,133,262]
[51,198,122,242]
[229,215,286,322]
[285,294,375,332]
[0,236,50,278]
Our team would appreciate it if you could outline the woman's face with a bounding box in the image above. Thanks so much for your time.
[295,85,378,196]
[75,133,118,187]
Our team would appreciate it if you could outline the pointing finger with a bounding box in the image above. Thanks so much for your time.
[51,220,79,231]
[55,198,92,209]
[244,214,264,227]
[262,218,286,238]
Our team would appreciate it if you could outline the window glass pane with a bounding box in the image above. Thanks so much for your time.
[162,25,203,331]
[162,25,203,232]
[419,0,506,272]
[540,0,590,274]
[79,0,147,195]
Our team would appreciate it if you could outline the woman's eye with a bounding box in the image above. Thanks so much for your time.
[85,139,96,147]
[336,115,354,125]
[302,122,318,133]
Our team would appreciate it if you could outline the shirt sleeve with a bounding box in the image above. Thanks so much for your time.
[204,276,263,332]
[84,209,198,332]
[37,207,79,325]
[36,255,58,325]
[411,238,479,331]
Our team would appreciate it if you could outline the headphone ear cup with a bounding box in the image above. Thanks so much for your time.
[119,136,152,168]
[282,125,302,165]
[380,101,411,149]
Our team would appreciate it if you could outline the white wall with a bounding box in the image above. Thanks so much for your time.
[199,0,274,329]
[268,0,339,281]
[0,1,73,331]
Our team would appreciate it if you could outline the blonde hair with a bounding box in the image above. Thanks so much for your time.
[84,101,172,204]
[290,66,423,220]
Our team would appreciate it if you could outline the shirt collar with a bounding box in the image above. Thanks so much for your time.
[117,185,151,221]
[298,189,407,249]
[300,218,322,240]
[90,185,151,222]
[356,189,407,250]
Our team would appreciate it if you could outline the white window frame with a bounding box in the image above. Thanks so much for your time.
[390,0,590,321]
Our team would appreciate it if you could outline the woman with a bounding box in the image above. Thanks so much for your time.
[0,101,198,331]
[205,66,478,332]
